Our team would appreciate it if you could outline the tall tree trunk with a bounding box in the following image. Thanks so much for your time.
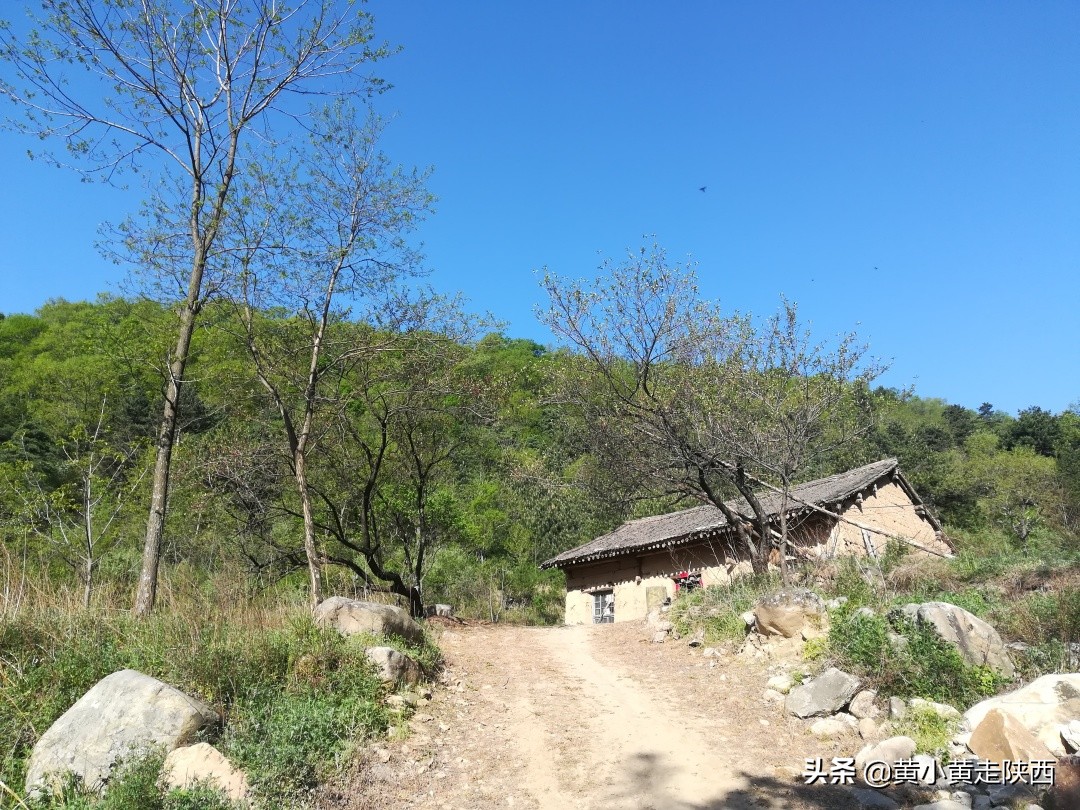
[82,560,93,610]
[294,450,324,608]
[83,474,94,609]
[133,272,204,617]
[778,493,790,585]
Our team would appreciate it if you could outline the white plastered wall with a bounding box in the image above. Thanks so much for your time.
[562,541,740,625]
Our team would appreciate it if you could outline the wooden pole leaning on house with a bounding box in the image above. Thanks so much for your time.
[743,472,953,560]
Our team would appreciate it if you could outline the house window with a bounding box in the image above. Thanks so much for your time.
[593,590,614,623]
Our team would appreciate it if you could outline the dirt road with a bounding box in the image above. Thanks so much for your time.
[330,621,859,810]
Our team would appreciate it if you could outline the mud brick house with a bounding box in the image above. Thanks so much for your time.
[540,458,951,625]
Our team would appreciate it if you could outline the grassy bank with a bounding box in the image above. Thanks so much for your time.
[671,532,1080,710]
[0,568,439,809]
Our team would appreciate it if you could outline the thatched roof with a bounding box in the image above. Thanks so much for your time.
[540,458,934,570]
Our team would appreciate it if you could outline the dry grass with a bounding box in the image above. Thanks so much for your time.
[885,555,959,592]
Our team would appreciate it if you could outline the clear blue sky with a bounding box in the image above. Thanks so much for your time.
[1,1,1077,415]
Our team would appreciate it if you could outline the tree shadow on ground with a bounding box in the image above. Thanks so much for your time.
[602,752,869,809]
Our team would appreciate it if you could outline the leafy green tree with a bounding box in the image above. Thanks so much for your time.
[8,410,145,607]
[967,432,1064,544]
[307,331,485,616]
[2,0,395,616]
[1008,406,1061,457]
[1055,408,1080,529]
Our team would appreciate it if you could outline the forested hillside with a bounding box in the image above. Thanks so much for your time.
[1,297,1077,622]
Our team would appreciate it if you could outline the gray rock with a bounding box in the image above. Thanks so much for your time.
[858,716,879,739]
[850,787,900,809]
[826,596,849,610]
[810,713,858,739]
[25,669,218,795]
[423,603,453,618]
[162,743,250,806]
[785,667,861,718]
[314,597,424,645]
[913,754,940,785]
[850,689,881,720]
[365,647,421,687]
[652,631,668,643]
[754,588,825,638]
[889,696,908,720]
[655,619,674,633]
[969,708,1054,764]
[899,601,1015,677]
[985,782,1039,805]
[913,802,970,810]
[766,674,794,694]
[888,631,910,652]
[1061,719,1080,753]
[855,736,917,778]
[909,698,961,720]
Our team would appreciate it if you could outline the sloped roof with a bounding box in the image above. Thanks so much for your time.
[540,458,915,570]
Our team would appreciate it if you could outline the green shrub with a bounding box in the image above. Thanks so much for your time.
[98,749,166,810]
[827,609,890,674]
[827,559,879,607]
[892,705,956,758]
[826,607,1005,709]
[224,685,383,803]
[163,786,245,810]
[801,636,827,662]
[669,574,780,643]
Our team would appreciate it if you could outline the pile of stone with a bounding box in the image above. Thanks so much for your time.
[829,674,1080,809]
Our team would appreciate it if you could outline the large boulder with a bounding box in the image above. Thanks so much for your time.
[855,735,917,780]
[754,588,826,638]
[785,667,861,718]
[898,601,1014,677]
[314,596,424,645]
[162,743,250,806]
[365,646,421,687]
[963,674,1080,756]
[968,708,1055,764]
[25,669,218,795]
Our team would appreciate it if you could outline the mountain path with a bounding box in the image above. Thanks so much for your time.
[322,621,861,809]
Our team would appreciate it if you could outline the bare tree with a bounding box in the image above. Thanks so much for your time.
[10,402,146,607]
[702,299,883,580]
[1,0,393,616]
[225,105,434,607]
[539,243,882,575]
